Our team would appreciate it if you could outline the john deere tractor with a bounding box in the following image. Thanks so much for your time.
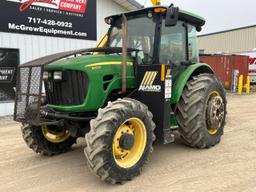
[14,3,227,184]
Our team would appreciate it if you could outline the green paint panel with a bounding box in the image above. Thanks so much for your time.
[171,63,213,104]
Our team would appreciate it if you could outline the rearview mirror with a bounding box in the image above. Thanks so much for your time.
[165,7,179,27]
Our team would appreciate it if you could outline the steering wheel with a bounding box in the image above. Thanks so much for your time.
[133,40,142,50]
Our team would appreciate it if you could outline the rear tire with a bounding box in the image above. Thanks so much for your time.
[84,98,156,184]
[176,73,227,149]
[21,124,76,156]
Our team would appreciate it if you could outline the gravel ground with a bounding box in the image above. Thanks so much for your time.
[0,94,256,192]
[0,115,15,126]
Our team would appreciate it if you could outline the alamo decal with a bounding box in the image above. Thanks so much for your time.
[138,71,161,92]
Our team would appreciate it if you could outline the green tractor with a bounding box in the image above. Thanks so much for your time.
[14,4,227,184]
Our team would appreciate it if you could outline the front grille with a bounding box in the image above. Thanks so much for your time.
[45,70,88,106]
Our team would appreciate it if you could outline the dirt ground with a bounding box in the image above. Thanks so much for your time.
[0,94,256,192]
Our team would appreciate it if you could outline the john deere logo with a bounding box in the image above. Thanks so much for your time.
[138,71,161,92]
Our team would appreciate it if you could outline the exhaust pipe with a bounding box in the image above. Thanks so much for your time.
[122,14,128,94]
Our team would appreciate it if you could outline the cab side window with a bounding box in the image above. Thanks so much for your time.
[188,25,199,63]
[160,21,186,65]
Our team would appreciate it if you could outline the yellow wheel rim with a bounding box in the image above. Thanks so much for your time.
[210,91,220,97]
[208,128,218,135]
[42,126,70,143]
[207,91,222,135]
[112,118,147,168]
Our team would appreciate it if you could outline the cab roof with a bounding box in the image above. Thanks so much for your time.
[106,6,205,28]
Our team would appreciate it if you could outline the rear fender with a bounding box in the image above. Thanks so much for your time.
[171,63,214,104]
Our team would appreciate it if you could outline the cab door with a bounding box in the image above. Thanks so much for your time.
[159,21,188,82]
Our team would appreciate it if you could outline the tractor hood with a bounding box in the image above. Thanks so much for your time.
[43,54,136,112]
[44,54,134,71]
[14,48,137,121]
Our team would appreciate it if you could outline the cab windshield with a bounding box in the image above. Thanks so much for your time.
[108,15,156,64]
[108,13,199,66]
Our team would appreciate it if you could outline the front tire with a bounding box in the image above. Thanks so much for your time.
[84,98,156,184]
[176,73,227,149]
[21,124,76,156]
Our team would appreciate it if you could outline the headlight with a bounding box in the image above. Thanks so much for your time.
[53,71,62,80]
[43,71,49,80]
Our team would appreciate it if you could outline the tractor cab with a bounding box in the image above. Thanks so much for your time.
[104,6,205,80]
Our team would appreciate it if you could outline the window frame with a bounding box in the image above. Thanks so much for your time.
[187,24,200,63]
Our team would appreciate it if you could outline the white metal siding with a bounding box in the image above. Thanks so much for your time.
[198,26,256,54]
[0,0,126,116]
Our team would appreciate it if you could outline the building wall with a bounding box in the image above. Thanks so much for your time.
[198,26,256,54]
[0,0,126,116]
